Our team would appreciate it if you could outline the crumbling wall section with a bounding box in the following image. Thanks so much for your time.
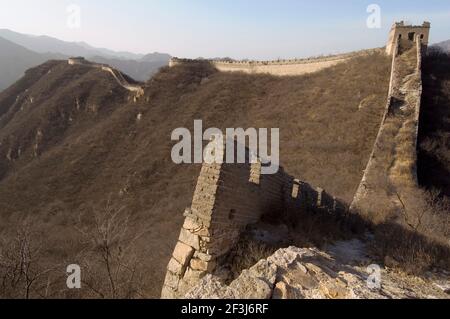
[161,145,347,299]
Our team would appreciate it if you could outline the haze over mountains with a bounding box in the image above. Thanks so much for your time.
[0,29,171,90]
[0,37,63,91]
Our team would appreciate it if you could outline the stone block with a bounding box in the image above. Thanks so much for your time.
[190,258,217,272]
[183,216,202,231]
[167,257,185,276]
[179,228,200,250]
[164,271,180,290]
[172,241,195,266]
[161,285,177,299]
[183,216,211,236]
[184,267,207,282]
[194,251,214,262]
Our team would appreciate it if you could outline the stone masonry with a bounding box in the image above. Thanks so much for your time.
[161,142,348,298]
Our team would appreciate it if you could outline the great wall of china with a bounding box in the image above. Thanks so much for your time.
[161,143,347,298]
[68,57,144,96]
[169,50,382,77]
[351,25,427,218]
[161,21,431,298]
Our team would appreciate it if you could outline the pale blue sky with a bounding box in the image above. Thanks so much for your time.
[0,0,449,59]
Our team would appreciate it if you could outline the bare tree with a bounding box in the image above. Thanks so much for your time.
[76,197,148,299]
[0,220,60,299]
[396,189,450,242]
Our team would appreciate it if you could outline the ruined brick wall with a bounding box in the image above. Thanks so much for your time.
[161,23,429,299]
[161,143,347,298]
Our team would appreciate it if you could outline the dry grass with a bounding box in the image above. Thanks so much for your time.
[221,238,278,283]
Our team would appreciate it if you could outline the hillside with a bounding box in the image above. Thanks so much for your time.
[0,52,392,298]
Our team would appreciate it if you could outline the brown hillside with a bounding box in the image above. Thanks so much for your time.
[0,52,391,298]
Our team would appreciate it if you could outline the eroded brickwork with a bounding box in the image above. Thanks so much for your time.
[161,143,347,298]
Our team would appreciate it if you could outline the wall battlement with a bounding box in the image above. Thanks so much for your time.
[169,49,381,76]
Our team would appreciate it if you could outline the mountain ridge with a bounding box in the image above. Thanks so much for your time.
[0,36,64,91]
[0,29,171,90]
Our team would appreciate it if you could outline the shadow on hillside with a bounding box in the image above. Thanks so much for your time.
[418,50,450,196]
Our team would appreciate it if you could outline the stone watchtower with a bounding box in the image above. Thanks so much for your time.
[386,21,430,56]
[68,57,87,65]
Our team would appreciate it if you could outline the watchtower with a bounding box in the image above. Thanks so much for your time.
[68,57,87,65]
[386,21,430,56]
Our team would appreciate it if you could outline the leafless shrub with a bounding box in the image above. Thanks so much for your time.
[75,198,148,299]
[393,188,449,241]
[372,189,450,273]
[0,220,61,299]
[223,238,277,283]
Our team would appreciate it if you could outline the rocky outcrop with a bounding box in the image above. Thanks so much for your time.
[185,245,450,299]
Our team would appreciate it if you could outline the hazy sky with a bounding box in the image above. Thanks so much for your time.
[0,0,449,59]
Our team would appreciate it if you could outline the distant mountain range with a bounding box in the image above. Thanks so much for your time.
[0,37,65,91]
[0,29,171,91]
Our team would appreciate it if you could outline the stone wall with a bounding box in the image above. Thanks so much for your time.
[67,57,144,96]
[351,34,425,218]
[161,142,347,299]
[169,49,380,76]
